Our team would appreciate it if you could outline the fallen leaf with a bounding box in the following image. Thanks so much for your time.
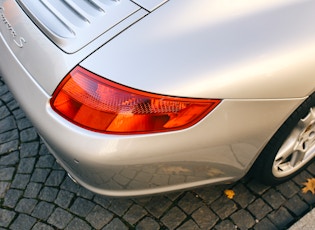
[302,178,315,194]
[224,189,235,199]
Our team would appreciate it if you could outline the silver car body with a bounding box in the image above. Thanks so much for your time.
[0,0,315,196]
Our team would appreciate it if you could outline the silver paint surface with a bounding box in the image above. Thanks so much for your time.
[0,0,314,196]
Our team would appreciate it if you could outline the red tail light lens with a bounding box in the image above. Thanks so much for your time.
[50,66,221,134]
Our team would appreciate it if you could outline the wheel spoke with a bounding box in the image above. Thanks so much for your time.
[295,107,315,155]
[276,161,292,172]
[272,107,315,178]
[289,151,303,167]
[275,131,299,162]
[299,109,315,130]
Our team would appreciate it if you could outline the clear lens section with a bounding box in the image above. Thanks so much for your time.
[50,66,221,134]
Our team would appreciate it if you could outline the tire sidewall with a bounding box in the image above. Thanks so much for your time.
[254,92,315,185]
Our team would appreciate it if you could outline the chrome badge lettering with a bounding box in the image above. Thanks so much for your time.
[0,6,26,48]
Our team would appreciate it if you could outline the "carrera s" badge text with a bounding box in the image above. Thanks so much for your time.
[0,6,26,48]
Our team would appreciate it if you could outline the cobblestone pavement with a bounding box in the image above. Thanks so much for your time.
[1,77,315,230]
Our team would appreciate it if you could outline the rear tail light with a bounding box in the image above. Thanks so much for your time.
[50,66,221,134]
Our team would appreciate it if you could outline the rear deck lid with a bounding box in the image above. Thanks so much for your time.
[16,0,141,53]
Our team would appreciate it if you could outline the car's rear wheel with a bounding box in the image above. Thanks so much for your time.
[254,92,315,185]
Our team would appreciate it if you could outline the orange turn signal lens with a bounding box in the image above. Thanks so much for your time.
[50,66,221,134]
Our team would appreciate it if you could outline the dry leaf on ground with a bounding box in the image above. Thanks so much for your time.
[224,189,235,199]
[302,178,315,194]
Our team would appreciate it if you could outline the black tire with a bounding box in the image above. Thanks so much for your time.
[253,92,315,186]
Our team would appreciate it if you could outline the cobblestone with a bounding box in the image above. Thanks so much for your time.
[211,196,238,219]
[109,199,133,216]
[1,92,14,104]
[284,195,309,217]
[103,218,128,230]
[232,183,256,208]
[192,205,218,229]
[0,116,16,133]
[0,129,18,144]
[230,209,256,230]
[214,219,235,230]
[70,197,95,217]
[0,151,19,166]
[123,204,147,225]
[38,186,58,202]
[177,219,200,230]
[0,208,15,228]
[178,192,203,215]
[32,222,55,230]
[36,155,56,168]
[65,217,92,230]
[31,168,50,183]
[45,170,66,187]
[3,189,23,208]
[20,142,39,158]
[86,205,113,229]
[0,140,19,155]
[144,196,172,218]
[276,180,300,199]
[61,176,81,193]
[307,162,315,174]
[268,207,295,228]
[20,127,38,142]
[55,189,75,208]
[31,201,55,220]
[0,167,15,180]
[1,78,315,229]
[299,189,315,205]
[254,218,277,230]
[77,187,94,200]
[16,117,33,130]
[24,182,42,198]
[10,214,36,230]
[15,198,38,214]
[11,174,30,189]
[262,188,286,209]
[17,157,35,174]
[48,208,74,229]
[293,170,313,186]
[247,180,270,195]
[247,198,272,220]
[12,108,26,120]
[0,105,10,119]
[161,206,187,229]
[136,217,160,230]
